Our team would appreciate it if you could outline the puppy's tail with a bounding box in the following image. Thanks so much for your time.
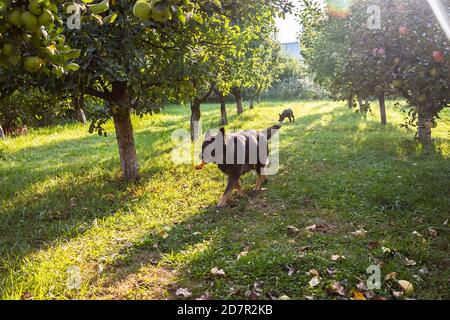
[262,124,282,140]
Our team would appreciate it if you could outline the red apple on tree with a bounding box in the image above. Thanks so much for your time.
[397,3,407,13]
[399,26,409,35]
[433,51,443,63]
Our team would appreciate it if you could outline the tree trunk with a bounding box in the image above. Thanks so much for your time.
[378,92,387,125]
[72,95,87,124]
[348,95,353,109]
[0,125,4,139]
[190,98,201,142]
[249,96,255,109]
[233,88,244,115]
[357,96,364,113]
[418,110,432,150]
[219,95,228,126]
[112,107,139,181]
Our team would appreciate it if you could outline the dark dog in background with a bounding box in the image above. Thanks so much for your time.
[196,125,281,208]
[279,108,295,123]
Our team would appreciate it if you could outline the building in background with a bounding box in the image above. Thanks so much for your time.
[280,42,303,61]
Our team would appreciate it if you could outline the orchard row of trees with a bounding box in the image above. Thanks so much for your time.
[0,0,293,180]
[300,0,449,148]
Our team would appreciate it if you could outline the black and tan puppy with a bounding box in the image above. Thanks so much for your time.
[278,108,295,123]
[196,125,281,208]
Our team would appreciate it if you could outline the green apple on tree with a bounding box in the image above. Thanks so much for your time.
[23,56,43,72]
[28,0,44,16]
[133,1,152,21]
[151,0,171,23]
[38,9,54,26]
[7,8,24,26]
[2,43,14,57]
[21,11,39,33]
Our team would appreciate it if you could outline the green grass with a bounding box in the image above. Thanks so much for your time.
[0,100,449,300]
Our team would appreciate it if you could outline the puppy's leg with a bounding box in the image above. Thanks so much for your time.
[217,177,238,208]
[292,114,295,122]
[261,175,268,185]
[235,179,244,197]
[254,174,263,191]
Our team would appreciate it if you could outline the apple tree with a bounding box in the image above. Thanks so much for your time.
[299,0,353,105]
[386,0,449,149]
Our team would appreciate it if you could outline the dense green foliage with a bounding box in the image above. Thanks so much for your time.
[1,0,292,180]
[263,55,326,100]
[300,0,450,148]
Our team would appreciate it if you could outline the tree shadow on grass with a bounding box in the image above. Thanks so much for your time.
[0,128,177,278]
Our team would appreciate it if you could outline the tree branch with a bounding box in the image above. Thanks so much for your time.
[85,87,112,102]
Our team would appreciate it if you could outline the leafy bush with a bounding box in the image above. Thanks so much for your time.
[264,56,328,100]
[0,90,72,129]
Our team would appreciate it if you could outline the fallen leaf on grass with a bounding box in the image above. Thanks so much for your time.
[285,265,296,276]
[364,290,375,299]
[412,231,423,237]
[287,225,300,234]
[305,223,335,234]
[278,295,291,300]
[246,290,260,300]
[160,231,169,239]
[384,272,398,280]
[443,219,448,226]
[308,276,321,287]
[419,267,428,275]
[398,280,414,296]
[404,258,417,266]
[367,241,381,249]
[196,292,213,300]
[326,282,346,296]
[308,269,320,277]
[351,290,366,300]
[237,251,248,260]
[176,288,192,298]
[356,281,367,291]
[299,246,311,253]
[351,229,367,238]
[382,247,392,254]
[305,224,317,232]
[326,268,336,276]
[331,255,346,261]
[210,267,225,277]
[427,228,437,237]
[21,292,33,300]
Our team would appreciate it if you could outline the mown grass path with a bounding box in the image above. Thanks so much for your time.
[0,100,449,299]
